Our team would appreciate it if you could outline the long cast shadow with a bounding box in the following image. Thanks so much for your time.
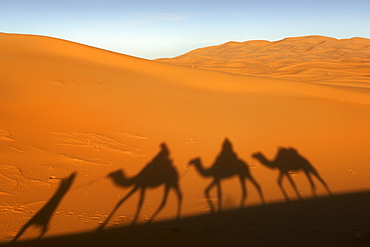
[188,138,265,212]
[98,143,182,230]
[5,190,369,247]
[252,147,332,201]
[12,172,77,242]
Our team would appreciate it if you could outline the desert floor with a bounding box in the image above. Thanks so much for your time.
[1,33,370,246]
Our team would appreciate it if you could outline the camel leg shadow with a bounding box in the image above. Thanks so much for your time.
[278,172,302,201]
[238,176,265,208]
[286,172,302,200]
[133,188,146,225]
[148,184,183,223]
[239,176,247,208]
[174,185,183,220]
[204,180,220,213]
[99,184,183,229]
[247,176,265,205]
[97,186,139,230]
[305,170,333,198]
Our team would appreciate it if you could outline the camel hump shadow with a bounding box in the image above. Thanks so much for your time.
[98,142,182,230]
[12,172,77,242]
[252,147,332,201]
[275,147,315,172]
[189,138,265,213]
[108,144,178,188]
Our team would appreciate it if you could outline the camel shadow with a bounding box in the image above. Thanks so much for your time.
[12,172,77,242]
[252,147,332,201]
[98,143,182,230]
[188,138,265,212]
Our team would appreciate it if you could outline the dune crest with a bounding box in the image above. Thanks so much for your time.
[158,35,370,88]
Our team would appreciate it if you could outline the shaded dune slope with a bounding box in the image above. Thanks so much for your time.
[1,191,370,247]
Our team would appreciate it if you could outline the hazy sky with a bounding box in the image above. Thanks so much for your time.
[1,0,370,59]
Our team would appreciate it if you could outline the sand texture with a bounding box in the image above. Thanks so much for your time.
[1,33,370,246]
[158,36,370,88]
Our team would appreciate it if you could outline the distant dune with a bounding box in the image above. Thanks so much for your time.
[157,36,370,88]
[1,33,369,245]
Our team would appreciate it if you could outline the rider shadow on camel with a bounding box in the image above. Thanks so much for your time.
[188,138,265,213]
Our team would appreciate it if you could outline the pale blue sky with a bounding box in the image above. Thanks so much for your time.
[1,0,369,59]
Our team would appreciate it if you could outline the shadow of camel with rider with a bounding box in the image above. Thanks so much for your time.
[98,143,183,230]
[189,138,265,212]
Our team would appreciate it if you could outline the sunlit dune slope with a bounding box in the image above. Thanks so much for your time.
[1,33,370,242]
[157,36,370,88]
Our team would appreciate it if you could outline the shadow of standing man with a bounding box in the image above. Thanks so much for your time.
[12,172,77,242]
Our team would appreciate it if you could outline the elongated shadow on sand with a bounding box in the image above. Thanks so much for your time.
[12,172,77,242]
[4,190,370,247]
[252,147,332,201]
[98,143,182,230]
[188,138,265,213]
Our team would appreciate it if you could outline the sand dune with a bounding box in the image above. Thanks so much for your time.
[158,35,370,88]
[1,33,370,245]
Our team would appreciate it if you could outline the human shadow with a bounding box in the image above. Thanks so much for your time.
[188,138,265,212]
[252,147,332,201]
[97,143,183,230]
[12,172,77,242]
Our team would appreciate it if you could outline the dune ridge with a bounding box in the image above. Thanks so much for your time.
[2,33,369,106]
[157,35,370,88]
[1,33,370,244]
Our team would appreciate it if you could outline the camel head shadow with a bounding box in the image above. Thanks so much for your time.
[252,147,332,201]
[98,143,183,230]
[188,138,265,213]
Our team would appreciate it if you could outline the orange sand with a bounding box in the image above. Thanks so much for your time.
[158,36,370,88]
[0,33,370,246]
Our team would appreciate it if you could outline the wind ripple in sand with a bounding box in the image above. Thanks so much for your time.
[0,130,15,142]
[54,131,145,157]
[0,201,46,214]
[60,154,115,166]
[116,132,148,140]
[0,165,27,190]
[0,164,53,194]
